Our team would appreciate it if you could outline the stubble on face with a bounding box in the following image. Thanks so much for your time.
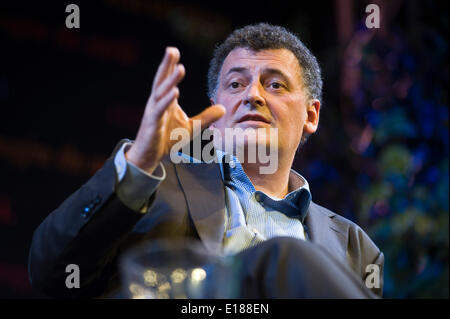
[212,48,310,163]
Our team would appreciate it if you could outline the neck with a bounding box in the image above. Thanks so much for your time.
[240,153,293,198]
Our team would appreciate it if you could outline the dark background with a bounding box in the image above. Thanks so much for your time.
[0,0,448,298]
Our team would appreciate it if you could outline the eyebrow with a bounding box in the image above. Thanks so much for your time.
[225,67,292,84]
[225,67,249,76]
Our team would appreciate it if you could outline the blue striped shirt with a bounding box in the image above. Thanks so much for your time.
[215,150,312,255]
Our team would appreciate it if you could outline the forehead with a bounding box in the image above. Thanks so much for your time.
[220,47,302,80]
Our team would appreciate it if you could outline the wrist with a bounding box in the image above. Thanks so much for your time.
[125,146,159,175]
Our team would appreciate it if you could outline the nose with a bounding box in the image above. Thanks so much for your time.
[244,81,265,108]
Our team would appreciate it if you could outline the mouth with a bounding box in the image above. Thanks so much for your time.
[236,114,271,124]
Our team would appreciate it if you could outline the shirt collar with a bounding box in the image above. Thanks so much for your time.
[215,149,312,222]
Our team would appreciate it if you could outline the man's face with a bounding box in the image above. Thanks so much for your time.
[211,47,320,161]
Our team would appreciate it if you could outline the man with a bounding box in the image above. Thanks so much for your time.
[29,23,384,298]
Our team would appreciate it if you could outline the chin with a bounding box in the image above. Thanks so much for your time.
[232,138,276,163]
[213,126,279,156]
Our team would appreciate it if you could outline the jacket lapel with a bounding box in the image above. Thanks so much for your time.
[305,202,349,265]
[174,161,226,254]
[174,159,349,263]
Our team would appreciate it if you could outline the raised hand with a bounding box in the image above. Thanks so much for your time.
[125,47,226,174]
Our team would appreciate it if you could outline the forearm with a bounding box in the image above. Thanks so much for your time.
[28,158,144,297]
[28,140,165,298]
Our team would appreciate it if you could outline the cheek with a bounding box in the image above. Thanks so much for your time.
[213,116,227,133]
[214,95,235,129]
[280,116,301,139]
[275,101,305,143]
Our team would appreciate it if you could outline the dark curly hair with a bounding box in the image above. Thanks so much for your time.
[207,23,323,103]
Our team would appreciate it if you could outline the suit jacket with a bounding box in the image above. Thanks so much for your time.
[28,140,384,298]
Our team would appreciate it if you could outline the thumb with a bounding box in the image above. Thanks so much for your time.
[191,104,226,130]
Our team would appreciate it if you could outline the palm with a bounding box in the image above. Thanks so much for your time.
[158,100,192,155]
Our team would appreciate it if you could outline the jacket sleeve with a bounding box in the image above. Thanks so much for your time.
[28,140,154,298]
[350,224,385,298]
[363,250,384,297]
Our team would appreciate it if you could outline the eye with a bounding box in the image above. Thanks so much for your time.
[230,82,240,89]
[270,82,284,89]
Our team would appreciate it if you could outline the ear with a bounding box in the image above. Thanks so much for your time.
[209,98,215,105]
[303,99,320,135]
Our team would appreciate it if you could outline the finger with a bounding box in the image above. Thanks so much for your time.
[154,64,185,102]
[154,87,179,117]
[152,47,180,91]
[190,104,226,130]
[166,48,180,79]
[152,48,171,90]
